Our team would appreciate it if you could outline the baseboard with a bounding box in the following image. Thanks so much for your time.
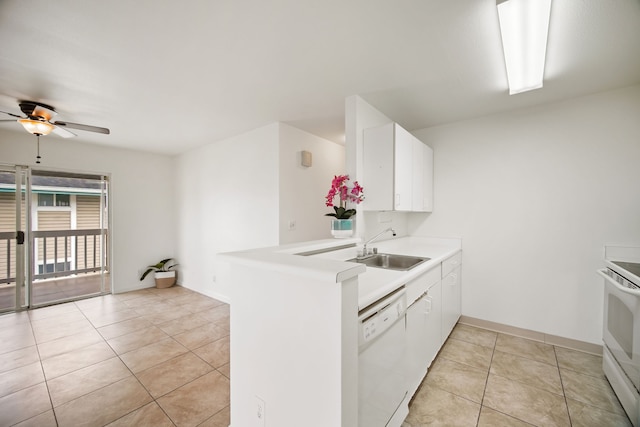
[459,315,603,356]
[112,283,155,294]
[180,284,230,304]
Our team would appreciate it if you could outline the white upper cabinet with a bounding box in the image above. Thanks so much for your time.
[363,123,433,212]
[394,125,413,211]
[412,139,434,212]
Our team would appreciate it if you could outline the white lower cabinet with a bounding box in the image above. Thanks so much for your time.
[406,279,442,397]
[441,252,462,342]
[423,280,442,366]
[405,250,462,402]
[405,266,441,398]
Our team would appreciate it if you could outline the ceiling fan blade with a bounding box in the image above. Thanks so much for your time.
[54,121,110,135]
[0,110,23,118]
[52,125,76,138]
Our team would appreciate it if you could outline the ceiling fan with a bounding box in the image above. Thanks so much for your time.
[0,100,110,163]
[0,100,110,138]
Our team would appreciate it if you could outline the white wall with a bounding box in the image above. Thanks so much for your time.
[176,124,280,301]
[0,128,177,293]
[278,123,345,244]
[410,85,640,345]
[177,122,345,300]
[345,95,409,240]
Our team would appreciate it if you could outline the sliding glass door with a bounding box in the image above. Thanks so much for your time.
[0,166,28,313]
[0,165,111,311]
[30,169,111,307]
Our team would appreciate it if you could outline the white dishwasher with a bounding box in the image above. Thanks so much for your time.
[358,286,408,427]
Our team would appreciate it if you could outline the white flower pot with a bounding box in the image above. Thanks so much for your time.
[154,271,176,288]
[331,219,354,238]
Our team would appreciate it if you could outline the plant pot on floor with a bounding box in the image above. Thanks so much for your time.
[139,258,178,288]
[154,271,177,288]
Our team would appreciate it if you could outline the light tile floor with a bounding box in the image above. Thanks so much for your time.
[0,286,632,426]
[0,286,230,427]
[405,323,633,427]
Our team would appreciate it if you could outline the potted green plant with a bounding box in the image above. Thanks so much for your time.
[139,258,178,288]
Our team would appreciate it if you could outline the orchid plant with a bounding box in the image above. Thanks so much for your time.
[324,175,364,219]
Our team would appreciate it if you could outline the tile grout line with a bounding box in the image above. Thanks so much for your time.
[30,307,60,427]
[8,289,229,426]
[471,332,522,426]
[83,291,183,426]
[99,297,183,426]
[553,344,574,427]
[45,300,117,424]
[474,332,498,427]
[95,293,229,427]
[34,295,160,426]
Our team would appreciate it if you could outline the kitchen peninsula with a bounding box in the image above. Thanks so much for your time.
[220,236,461,427]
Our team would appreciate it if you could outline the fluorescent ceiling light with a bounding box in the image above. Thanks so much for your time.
[18,118,54,136]
[497,0,552,95]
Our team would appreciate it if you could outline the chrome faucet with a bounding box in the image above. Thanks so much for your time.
[360,227,396,258]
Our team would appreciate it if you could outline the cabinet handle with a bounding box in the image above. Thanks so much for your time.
[447,274,457,285]
[424,296,432,314]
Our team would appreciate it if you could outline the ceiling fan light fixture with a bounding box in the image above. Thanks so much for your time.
[497,0,552,95]
[18,118,54,136]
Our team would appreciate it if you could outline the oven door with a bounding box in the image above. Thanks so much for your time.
[599,269,640,392]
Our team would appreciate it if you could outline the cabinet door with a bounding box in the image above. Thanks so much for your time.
[363,122,432,212]
[421,143,433,212]
[411,140,433,212]
[406,297,429,397]
[442,251,461,277]
[363,124,395,211]
[412,140,425,211]
[394,125,413,211]
[406,280,442,399]
[425,280,442,365]
[441,266,461,341]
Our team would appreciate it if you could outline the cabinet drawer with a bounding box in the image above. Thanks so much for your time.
[406,265,441,305]
[442,251,462,278]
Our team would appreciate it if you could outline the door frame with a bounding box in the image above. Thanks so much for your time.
[0,164,29,313]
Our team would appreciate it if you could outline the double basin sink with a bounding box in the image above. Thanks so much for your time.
[347,253,430,271]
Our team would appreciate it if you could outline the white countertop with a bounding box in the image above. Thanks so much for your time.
[221,235,461,310]
[308,236,461,309]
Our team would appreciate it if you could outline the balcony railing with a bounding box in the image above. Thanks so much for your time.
[0,229,108,284]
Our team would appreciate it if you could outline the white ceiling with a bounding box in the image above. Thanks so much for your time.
[1,0,639,155]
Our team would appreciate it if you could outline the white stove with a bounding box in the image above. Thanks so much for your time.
[599,245,640,426]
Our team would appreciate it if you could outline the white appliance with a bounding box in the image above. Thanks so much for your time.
[358,286,408,427]
[598,245,640,426]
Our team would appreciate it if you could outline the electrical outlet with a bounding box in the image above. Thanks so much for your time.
[288,220,296,230]
[255,396,266,426]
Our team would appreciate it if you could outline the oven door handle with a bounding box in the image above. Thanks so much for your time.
[597,268,640,296]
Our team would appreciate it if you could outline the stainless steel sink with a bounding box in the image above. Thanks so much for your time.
[347,253,430,271]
